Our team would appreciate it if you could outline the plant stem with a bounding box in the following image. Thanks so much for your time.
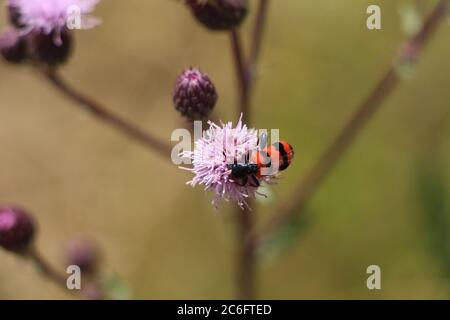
[236,207,256,299]
[230,30,249,122]
[27,246,103,299]
[247,0,269,86]
[230,0,270,124]
[41,68,172,159]
[251,0,449,248]
[232,0,271,300]
[27,246,68,289]
[231,28,255,296]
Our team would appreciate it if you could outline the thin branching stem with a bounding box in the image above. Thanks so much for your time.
[251,0,449,249]
[231,28,255,297]
[41,68,172,159]
[27,246,101,299]
[27,246,67,287]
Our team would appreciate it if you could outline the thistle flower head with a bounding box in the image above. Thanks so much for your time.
[173,68,218,121]
[8,0,101,44]
[185,0,248,31]
[0,206,35,253]
[181,115,273,209]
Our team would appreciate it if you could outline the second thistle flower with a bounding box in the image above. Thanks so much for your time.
[185,0,248,31]
[1,0,101,66]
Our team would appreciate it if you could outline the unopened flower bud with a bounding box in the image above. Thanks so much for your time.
[186,0,248,31]
[66,238,99,274]
[0,206,35,253]
[173,68,218,120]
[0,28,27,64]
[30,29,73,66]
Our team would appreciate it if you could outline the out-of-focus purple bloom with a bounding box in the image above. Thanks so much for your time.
[0,206,35,253]
[0,28,28,63]
[180,115,273,209]
[8,0,101,45]
[66,237,99,274]
[185,0,248,31]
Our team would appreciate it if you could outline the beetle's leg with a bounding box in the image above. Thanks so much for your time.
[249,175,260,187]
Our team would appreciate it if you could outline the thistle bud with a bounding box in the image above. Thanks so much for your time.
[186,0,248,31]
[173,68,218,120]
[0,28,27,64]
[66,238,99,274]
[0,206,35,253]
[30,29,73,66]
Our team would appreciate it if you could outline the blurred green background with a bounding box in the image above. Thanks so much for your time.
[1,0,450,299]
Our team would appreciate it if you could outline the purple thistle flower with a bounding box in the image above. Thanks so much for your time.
[185,0,248,31]
[8,0,101,45]
[180,115,273,209]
